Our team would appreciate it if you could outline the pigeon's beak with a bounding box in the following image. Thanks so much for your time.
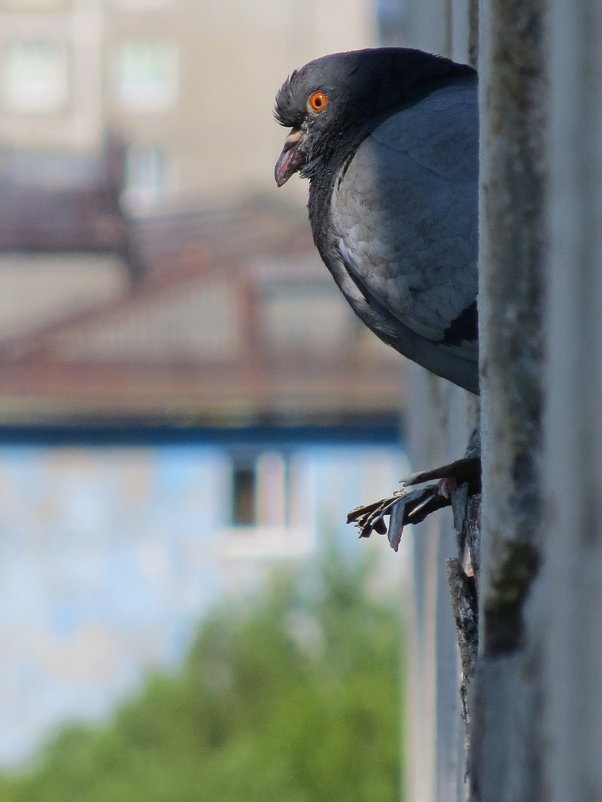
[274,129,306,187]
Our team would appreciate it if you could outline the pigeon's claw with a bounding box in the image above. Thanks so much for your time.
[347,493,402,538]
[347,455,481,551]
[347,483,451,552]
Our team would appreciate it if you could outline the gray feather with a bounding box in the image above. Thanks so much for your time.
[332,79,478,347]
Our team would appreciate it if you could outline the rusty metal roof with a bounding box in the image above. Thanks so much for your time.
[0,194,404,425]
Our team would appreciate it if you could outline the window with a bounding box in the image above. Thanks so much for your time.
[3,40,68,113]
[222,452,316,558]
[122,144,168,213]
[231,463,257,527]
[256,452,289,528]
[229,453,288,529]
[116,38,178,110]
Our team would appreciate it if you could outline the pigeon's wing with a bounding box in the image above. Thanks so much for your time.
[331,78,478,355]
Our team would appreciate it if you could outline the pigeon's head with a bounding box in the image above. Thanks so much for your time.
[274,47,474,187]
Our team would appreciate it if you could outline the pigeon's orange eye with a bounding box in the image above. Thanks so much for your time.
[308,91,328,113]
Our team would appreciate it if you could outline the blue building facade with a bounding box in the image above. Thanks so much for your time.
[0,423,404,766]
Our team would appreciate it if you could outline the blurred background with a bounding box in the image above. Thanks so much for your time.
[0,0,410,797]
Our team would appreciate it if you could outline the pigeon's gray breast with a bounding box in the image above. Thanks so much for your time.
[331,78,478,352]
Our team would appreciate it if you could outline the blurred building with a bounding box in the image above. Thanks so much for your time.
[0,425,404,767]
[0,180,407,766]
[0,99,408,771]
[0,0,404,770]
[0,0,376,212]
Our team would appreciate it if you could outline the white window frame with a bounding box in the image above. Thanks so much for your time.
[116,37,179,111]
[219,452,316,559]
[122,143,169,214]
[3,39,69,114]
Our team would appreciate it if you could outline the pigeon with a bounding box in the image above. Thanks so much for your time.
[274,48,481,547]
[274,47,479,395]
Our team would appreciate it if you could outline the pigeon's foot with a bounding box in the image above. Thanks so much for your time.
[347,455,481,551]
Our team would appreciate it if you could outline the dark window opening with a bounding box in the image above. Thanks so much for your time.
[231,463,257,526]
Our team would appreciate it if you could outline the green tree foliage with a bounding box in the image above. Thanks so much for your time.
[0,547,402,801]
